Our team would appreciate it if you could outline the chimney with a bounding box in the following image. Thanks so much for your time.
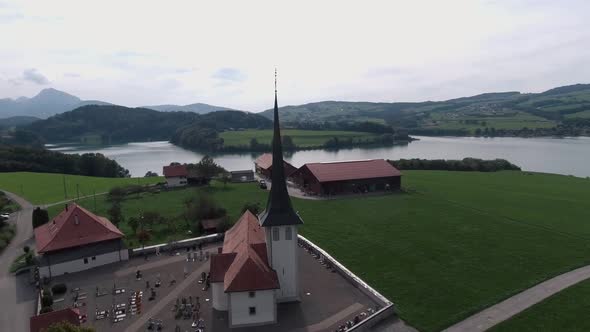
[65,204,68,211]
[74,215,79,225]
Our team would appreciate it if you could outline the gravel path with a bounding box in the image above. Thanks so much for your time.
[443,264,590,332]
[0,191,37,332]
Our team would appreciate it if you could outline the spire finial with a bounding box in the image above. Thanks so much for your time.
[274,68,277,93]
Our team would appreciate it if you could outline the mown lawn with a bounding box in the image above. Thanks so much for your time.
[220,129,379,148]
[490,278,590,332]
[0,172,163,205]
[47,171,590,331]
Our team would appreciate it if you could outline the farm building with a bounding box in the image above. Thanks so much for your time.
[290,159,401,196]
[254,153,297,179]
[163,164,188,187]
[230,170,256,183]
[34,203,129,279]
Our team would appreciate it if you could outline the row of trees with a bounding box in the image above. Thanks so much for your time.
[389,158,521,172]
[0,144,129,177]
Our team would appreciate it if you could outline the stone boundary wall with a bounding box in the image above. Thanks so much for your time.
[130,233,223,256]
[297,234,396,330]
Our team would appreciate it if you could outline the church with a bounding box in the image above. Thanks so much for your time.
[209,76,304,328]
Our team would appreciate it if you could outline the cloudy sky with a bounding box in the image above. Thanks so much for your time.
[1,0,589,111]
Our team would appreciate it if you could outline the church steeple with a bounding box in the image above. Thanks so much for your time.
[259,70,303,227]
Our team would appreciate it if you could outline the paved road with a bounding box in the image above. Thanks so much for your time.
[443,264,590,332]
[0,191,37,332]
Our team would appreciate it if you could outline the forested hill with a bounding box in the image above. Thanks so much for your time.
[20,105,272,146]
[260,83,590,137]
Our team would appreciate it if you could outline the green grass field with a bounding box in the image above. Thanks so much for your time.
[565,109,590,119]
[220,129,379,148]
[48,170,590,331]
[427,112,556,133]
[0,172,163,205]
[490,278,590,332]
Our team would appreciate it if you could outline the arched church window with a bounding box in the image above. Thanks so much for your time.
[285,227,292,240]
[273,227,280,241]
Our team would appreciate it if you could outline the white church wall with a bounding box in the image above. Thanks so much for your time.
[229,290,276,327]
[212,282,228,310]
[266,225,299,302]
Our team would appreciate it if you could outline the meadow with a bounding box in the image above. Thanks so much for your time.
[219,129,379,148]
[46,170,590,331]
[0,172,162,205]
[427,112,556,133]
[491,278,590,332]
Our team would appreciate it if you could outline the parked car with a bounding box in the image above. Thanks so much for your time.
[259,180,267,189]
[0,213,10,221]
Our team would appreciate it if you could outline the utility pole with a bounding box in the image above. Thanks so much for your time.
[93,189,97,212]
[76,184,80,201]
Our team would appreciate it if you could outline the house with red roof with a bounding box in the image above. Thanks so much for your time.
[30,308,80,332]
[34,203,128,279]
[163,164,188,187]
[290,159,402,195]
[254,153,297,179]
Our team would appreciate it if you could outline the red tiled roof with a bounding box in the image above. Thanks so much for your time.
[254,153,273,170]
[255,153,296,176]
[34,204,124,254]
[209,211,279,292]
[163,164,188,177]
[30,308,80,332]
[300,159,401,183]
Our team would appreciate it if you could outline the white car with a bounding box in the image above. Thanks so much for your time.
[0,213,10,221]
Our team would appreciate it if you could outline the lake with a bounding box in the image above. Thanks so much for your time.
[48,136,590,178]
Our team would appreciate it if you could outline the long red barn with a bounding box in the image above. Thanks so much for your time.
[290,159,401,195]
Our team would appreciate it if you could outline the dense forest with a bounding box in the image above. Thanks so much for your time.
[0,144,129,177]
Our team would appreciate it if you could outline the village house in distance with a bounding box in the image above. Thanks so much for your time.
[210,78,304,328]
[163,164,188,187]
[34,204,128,279]
[255,152,297,179]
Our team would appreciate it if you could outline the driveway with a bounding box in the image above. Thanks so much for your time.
[0,191,37,332]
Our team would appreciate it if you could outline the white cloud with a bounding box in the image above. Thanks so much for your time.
[22,68,49,85]
[0,0,588,110]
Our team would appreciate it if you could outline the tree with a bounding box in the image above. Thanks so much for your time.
[194,155,225,179]
[221,173,231,187]
[144,171,158,177]
[282,135,296,151]
[32,207,49,228]
[44,322,95,332]
[128,217,139,235]
[137,230,151,246]
[107,201,123,226]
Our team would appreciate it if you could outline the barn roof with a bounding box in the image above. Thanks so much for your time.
[300,159,401,183]
[209,210,280,292]
[34,203,124,254]
[163,164,188,177]
[30,308,80,332]
[255,153,273,170]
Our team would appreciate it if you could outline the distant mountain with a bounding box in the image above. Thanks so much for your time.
[0,116,40,128]
[142,103,237,114]
[0,88,112,119]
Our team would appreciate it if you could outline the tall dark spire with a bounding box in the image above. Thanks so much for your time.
[259,70,303,227]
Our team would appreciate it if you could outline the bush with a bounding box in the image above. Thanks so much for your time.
[51,283,67,295]
[41,294,53,307]
[32,207,49,228]
[0,239,7,251]
[39,306,53,314]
